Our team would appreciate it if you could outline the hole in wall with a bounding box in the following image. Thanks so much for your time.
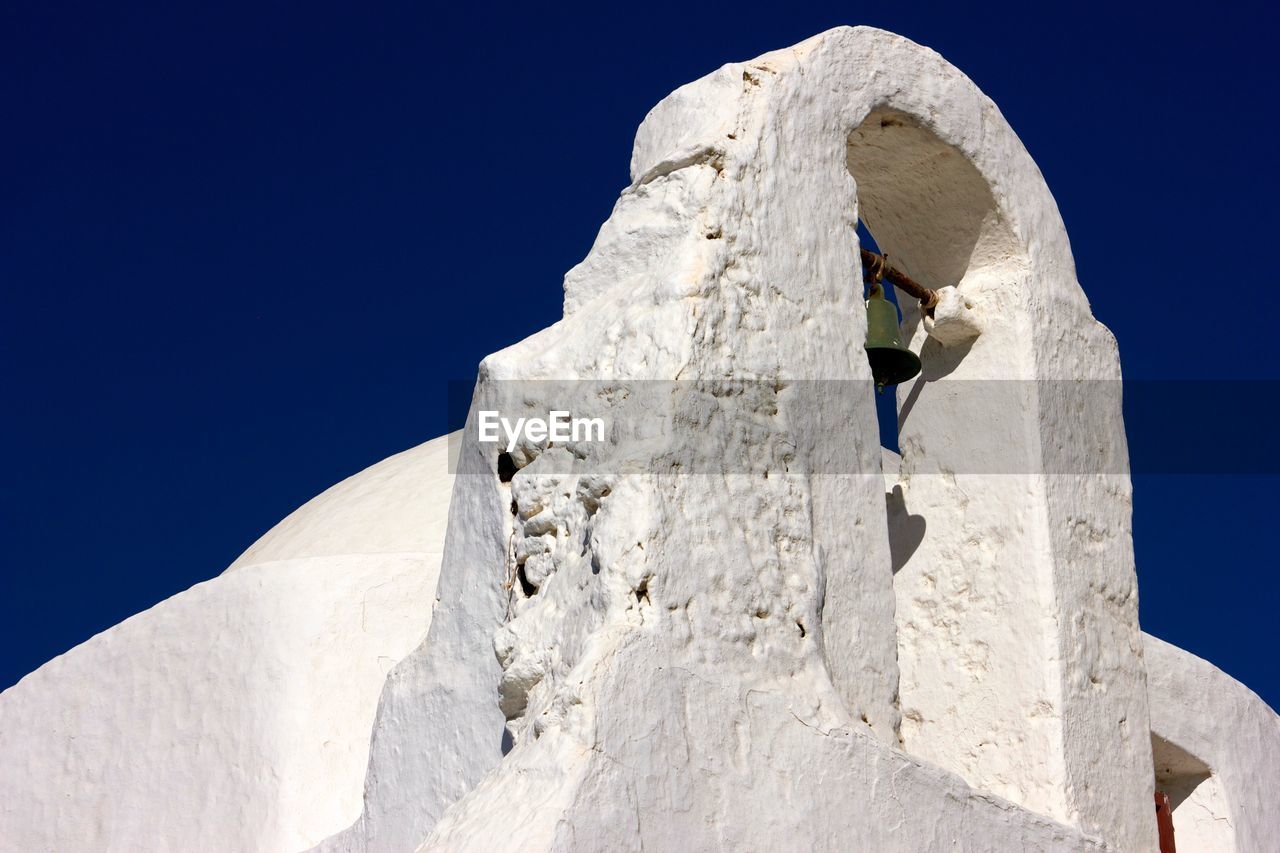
[516,564,537,597]
[497,452,517,483]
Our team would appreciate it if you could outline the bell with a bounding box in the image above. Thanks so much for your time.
[864,283,921,391]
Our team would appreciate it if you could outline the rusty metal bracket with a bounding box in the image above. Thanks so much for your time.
[859,248,939,315]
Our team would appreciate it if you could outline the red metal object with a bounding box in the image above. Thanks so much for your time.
[1155,790,1177,853]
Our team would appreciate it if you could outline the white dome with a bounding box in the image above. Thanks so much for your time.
[0,432,457,853]
[228,433,457,572]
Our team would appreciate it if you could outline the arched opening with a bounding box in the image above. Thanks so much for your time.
[847,108,1021,298]
[847,108,1066,820]
[1151,734,1236,851]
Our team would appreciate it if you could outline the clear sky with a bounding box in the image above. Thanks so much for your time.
[2,1,1277,706]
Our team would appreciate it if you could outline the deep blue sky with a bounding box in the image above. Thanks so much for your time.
[2,2,1276,707]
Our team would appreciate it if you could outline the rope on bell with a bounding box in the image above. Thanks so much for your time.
[866,250,887,298]
[859,248,939,316]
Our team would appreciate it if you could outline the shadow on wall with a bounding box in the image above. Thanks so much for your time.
[1150,733,1235,851]
[885,484,925,575]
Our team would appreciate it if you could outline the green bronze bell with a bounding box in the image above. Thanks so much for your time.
[864,283,921,391]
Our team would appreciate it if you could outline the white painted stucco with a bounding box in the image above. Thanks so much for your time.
[0,434,456,852]
[2,26,1276,853]
[1145,633,1280,852]
[330,25,1156,853]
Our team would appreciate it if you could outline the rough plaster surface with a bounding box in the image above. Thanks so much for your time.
[1145,633,1280,852]
[852,44,1152,846]
[0,434,456,852]
[5,26,1277,853]
[329,26,1155,852]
